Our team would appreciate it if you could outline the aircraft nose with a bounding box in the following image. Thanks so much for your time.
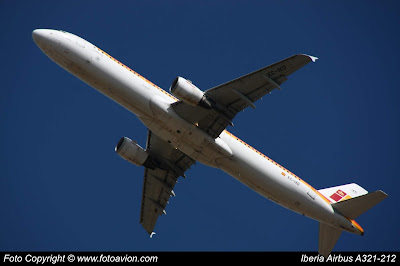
[32,29,60,51]
[32,29,48,46]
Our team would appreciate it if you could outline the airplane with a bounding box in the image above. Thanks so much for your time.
[32,29,387,256]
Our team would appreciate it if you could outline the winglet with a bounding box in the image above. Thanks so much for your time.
[150,232,156,238]
[302,54,319,62]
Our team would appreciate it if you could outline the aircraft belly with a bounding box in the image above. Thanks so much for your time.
[70,50,153,118]
[217,133,336,222]
[140,99,233,168]
[140,118,223,167]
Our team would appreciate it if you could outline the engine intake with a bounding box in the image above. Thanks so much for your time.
[115,137,155,169]
[170,77,211,108]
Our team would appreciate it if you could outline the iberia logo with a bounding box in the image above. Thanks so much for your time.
[330,189,347,202]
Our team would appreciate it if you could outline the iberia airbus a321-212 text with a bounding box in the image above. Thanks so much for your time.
[33,29,387,256]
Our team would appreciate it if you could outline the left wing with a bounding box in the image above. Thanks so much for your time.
[139,130,195,235]
[172,54,317,138]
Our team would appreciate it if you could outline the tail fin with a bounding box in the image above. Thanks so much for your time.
[319,223,342,258]
[318,183,368,203]
[318,183,388,257]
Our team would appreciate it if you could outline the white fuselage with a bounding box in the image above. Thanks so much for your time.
[32,29,363,236]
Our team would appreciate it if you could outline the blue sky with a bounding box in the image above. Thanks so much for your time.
[1,1,399,252]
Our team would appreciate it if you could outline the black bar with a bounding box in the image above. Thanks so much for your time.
[1,252,398,264]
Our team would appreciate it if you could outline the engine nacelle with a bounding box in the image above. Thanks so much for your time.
[115,137,154,168]
[169,77,211,108]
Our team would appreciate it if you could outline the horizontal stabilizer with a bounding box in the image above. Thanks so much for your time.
[319,223,342,258]
[332,190,388,219]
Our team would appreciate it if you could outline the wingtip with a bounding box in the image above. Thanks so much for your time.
[301,54,319,62]
[310,56,318,62]
[150,232,156,238]
[377,190,389,198]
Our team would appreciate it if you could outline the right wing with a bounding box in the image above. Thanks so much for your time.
[139,130,195,235]
[172,54,317,138]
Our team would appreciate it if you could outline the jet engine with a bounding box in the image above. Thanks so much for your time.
[115,137,155,169]
[169,77,211,108]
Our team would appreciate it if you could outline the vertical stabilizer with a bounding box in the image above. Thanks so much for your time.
[319,223,342,258]
[318,183,368,203]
